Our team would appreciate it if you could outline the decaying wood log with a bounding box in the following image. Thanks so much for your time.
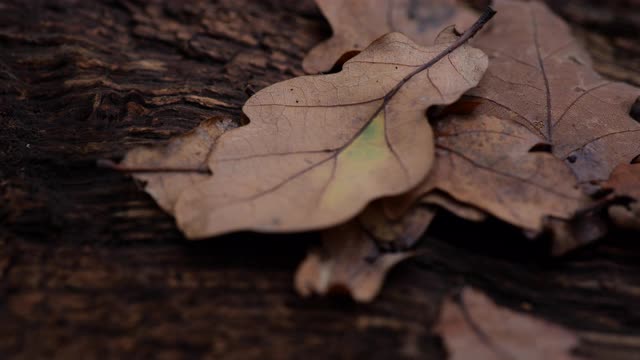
[1,0,640,358]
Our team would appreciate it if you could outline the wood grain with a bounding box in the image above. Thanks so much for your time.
[1,0,640,358]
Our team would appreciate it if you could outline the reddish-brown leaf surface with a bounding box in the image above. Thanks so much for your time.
[302,0,477,74]
[604,164,640,230]
[469,0,640,184]
[387,114,588,232]
[383,0,640,250]
[436,288,580,360]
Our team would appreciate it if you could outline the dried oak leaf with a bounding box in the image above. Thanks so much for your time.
[388,114,589,234]
[603,164,640,230]
[121,117,232,214]
[295,205,434,302]
[386,0,640,244]
[470,0,640,185]
[303,0,477,74]
[436,287,580,360]
[173,29,488,239]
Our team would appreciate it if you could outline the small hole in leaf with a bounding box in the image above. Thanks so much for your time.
[529,143,552,153]
[295,100,299,103]
[630,97,640,122]
[395,66,398,69]
[567,155,577,163]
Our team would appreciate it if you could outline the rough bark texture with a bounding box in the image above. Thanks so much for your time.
[1,0,640,358]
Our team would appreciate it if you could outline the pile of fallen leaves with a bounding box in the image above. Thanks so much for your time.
[116,0,639,305]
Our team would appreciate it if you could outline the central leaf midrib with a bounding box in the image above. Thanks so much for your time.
[530,6,553,144]
[224,9,496,205]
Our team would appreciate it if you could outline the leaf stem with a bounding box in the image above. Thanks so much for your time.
[382,7,496,104]
[341,7,497,168]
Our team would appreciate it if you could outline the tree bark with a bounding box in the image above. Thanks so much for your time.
[1,0,640,358]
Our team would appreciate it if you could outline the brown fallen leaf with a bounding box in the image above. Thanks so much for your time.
[389,114,589,232]
[303,0,478,74]
[603,164,640,230]
[120,116,233,213]
[436,287,580,360]
[469,0,640,185]
[172,18,492,239]
[385,0,640,250]
[295,205,434,302]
